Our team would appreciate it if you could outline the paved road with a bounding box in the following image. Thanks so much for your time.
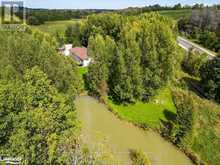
[177,36,216,60]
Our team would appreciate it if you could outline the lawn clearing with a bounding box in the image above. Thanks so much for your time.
[107,88,176,128]
[78,67,88,76]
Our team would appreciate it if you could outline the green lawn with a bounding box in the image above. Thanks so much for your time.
[107,88,176,128]
[190,99,220,165]
[78,67,88,76]
[158,9,192,20]
[32,20,81,35]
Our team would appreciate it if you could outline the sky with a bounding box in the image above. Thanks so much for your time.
[23,0,219,9]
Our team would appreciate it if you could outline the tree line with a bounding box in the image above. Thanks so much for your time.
[77,13,180,104]
[0,26,105,164]
[178,8,220,54]
[14,3,220,25]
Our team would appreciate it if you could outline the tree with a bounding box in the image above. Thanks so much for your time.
[109,46,134,103]
[183,50,207,77]
[1,67,79,165]
[65,22,83,46]
[200,58,220,103]
[86,35,111,99]
[85,13,180,103]
[0,81,24,145]
[27,16,42,25]
[167,90,195,145]
[120,23,143,100]
[174,3,182,10]
[82,13,122,46]
[138,14,178,100]
[0,29,83,95]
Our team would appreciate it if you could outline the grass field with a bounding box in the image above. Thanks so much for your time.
[31,9,191,37]
[158,9,192,20]
[107,88,176,128]
[174,90,220,165]
[32,20,81,35]
[78,67,88,76]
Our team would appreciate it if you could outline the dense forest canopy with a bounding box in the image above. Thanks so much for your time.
[82,13,180,103]
[0,27,88,164]
[1,3,220,164]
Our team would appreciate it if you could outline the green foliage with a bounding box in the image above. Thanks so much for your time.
[81,13,122,46]
[162,88,220,164]
[86,35,116,99]
[170,89,195,145]
[178,9,220,53]
[130,149,151,165]
[0,29,83,95]
[159,9,192,20]
[65,22,83,46]
[107,88,176,128]
[191,102,220,165]
[32,20,78,36]
[182,50,207,77]
[109,46,134,103]
[0,27,86,164]
[200,58,220,103]
[86,13,180,103]
[27,16,44,25]
[0,81,24,144]
[0,67,79,164]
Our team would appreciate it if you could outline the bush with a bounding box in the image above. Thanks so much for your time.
[200,58,220,103]
[162,89,195,146]
[182,50,207,77]
[129,149,151,165]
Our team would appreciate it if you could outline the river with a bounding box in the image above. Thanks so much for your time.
[75,96,193,165]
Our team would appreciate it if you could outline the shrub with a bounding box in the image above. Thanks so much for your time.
[182,50,207,77]
[129,149,151,165]
[200,58,220,103]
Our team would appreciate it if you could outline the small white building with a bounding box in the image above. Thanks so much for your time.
[63,44,73,56]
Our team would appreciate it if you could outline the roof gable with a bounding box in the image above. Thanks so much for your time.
[70,47,88,60]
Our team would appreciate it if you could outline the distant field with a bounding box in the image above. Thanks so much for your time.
[32,20,81,35]
[31,9,191,36]
[158,9,192,20]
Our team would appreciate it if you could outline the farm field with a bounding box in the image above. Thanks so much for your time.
[32,19,81,35]
[158,9,192,19]
[30,9,191,36]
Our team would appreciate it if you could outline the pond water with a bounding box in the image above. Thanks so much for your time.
[75,96,193,165]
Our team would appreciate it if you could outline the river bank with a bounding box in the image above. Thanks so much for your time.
[75,95,193,165]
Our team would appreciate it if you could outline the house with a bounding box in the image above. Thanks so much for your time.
[60,45,91,67]
[70,47,91,67]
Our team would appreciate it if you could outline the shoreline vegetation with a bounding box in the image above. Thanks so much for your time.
[85,86,219,165]
[106,87,176,129]
[4,5,219,164]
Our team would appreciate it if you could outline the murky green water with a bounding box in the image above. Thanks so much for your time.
[75,96,193,165]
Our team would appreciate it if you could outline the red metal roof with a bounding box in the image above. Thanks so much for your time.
[70,47,88,60]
